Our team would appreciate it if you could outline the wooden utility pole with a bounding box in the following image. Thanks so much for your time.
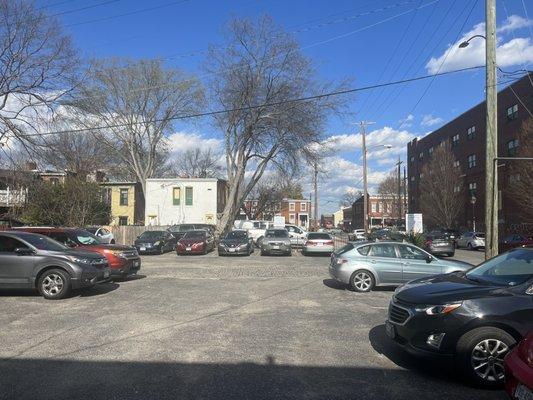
[361,122,368,234]
[313,161,318,230]
[485,0,498,259]
[396,157,403,224]
[403,166,407,217]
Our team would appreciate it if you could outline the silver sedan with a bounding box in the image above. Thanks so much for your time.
[302,232,334,255]
[329,241,473,292]
[260,228,292,256]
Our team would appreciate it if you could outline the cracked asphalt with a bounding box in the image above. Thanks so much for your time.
[0,248,501,400]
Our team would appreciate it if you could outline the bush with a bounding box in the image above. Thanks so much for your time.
[406,232,426,247]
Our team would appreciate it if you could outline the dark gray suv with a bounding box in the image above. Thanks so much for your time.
[0,232,110,300]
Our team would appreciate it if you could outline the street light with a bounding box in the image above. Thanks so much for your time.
[470,196,477,231]
[457,6,498,260]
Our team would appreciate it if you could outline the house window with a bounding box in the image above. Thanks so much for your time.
[509,174,520,184]
[469,182,477,196]
[418,152,423,160]
[419,173,424,179]
[452,134,459,147]
[467,154,476,169]
[371,203,377,213]
[300,202,307,211]
[410,156,414,163]
[467,126,476,140]
[507,139,519,156]
[172,187,181,205]
[119,188,129,206]
[454,160,460,168]
[289,202,295,211]
[118,216,128,226]
[185,187,193,206]
[102,188,112,205]
[507,104,518,120]
[410,176,415,182]
[289,213,295,223]
[453,185,461,193]
[428,147,434,156]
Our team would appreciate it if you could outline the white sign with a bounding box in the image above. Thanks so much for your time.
[273,216,285,228]
[406,213,423,234]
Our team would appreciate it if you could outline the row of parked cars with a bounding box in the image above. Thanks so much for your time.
[328,239,533,394]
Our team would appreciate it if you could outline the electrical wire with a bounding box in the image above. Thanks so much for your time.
[7,65,484,139]
[51,0,121,17]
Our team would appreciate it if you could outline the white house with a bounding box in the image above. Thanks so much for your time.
[144,178,227,226]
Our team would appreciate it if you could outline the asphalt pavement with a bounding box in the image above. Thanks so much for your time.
[0,248,503,400]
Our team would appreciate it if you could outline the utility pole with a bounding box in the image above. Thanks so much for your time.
[396,157,403,226]
[485,0,498,259]
[403,166,407,218]
[313,161,318,230]
[361,122,368,234]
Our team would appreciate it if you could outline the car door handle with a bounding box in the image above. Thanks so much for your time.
[370,259,376,263]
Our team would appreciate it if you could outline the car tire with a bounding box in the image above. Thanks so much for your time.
[449,252,455,257]
[37,268,71,300]
[110,239,115,244]
[260,249,265,256]
[349,269,375,292]
[467,243,473,251]
[256,237,264,247]
[456,327,516,388]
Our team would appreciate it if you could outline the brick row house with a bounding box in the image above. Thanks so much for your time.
[351,194,396,230]
[240,198,311,229]
[407,73,532,232]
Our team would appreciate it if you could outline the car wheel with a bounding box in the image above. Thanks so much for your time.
[110,239,115,244]
[38,269,71,300]
[467,243,473,251]
[456,327,516,388]
[349,270,375,292]
[449,252,455,257]
[256,237,263,247]
[260,249,265,256]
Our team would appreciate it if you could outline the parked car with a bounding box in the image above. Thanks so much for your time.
[134,230,177,254]
[218,230,253,256]
[176,230,215,255]
[237,220,273,246]
[85,226,115,244]
[260,228,292,256]
[302,232,334,255]
[285,224,307,247]
[457,231,485,250]
[329,228,343,235]
[329,241,472,292]
[386,247,533,388]
[348,229,366,241]
[500,234,533,254]
[505,331,533,399]
[167,224,215,241]
[12,227,140,279]
[424,232,455,257]
[432,228,461,248]
[0,231,110,299]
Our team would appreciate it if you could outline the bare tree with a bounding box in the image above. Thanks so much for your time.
[0,0,77,143]
[508,117,533,219]
[377,172,401,219]
[208,16,345,233]
[69,58,203,200]
[339,189,362,207]
[171,148,222,178]
[419,146,463,228]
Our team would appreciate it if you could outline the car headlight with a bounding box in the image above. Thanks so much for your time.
[239,243,248,248]
[416,302,462,315]
[154,241,161,246]
[68,256,105,265]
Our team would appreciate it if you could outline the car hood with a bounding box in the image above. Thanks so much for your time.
[220,238,247,246]
[395,273,500,304]
[179,238,204,245]
[46,248,106,261]
[90,243,135,251]
[436,258,474,271]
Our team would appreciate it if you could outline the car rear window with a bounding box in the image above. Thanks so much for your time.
[357,245,370,256]
[307,233,331,240]
[266,230,288,238]
[334,243,354,256]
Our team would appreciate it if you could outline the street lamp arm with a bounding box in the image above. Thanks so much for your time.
[458,34,487,48]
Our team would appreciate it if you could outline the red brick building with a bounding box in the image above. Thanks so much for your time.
[351,194,396,230]
[240,198,311,228]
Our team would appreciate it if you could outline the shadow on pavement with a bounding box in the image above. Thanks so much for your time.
[322,278,348,290]
[0,357,504,400]
[78,282,120,297]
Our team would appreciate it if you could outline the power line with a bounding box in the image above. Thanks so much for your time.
[10,65,483,139]
[65,0,191,27]
[36,0,78,10]
[51,0,121,17]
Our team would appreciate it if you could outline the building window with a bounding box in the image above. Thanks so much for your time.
[467,154,476,169]
[428,147,434,156]
[419,173,424,179]
[102,188,112,205]
[418,152,423,160]
[410,176,415,182]
[469,182,477,196]
[509,174,520,184]
[253,201,258,207]
[371,203,377,213]
[119,188,129,206]
[172,187,181,205]
[439,141,445,147]
[289,213,295,223]
[454,160,460,168]
[507,139,519,156]
[118,216,128,226]
[452,134,459,147]
[467,126,476,140]
[453,185,461,193]
[289,202,295,211]
[507,104,518,120]
[300,202,307,212]
[410,156,414,164]
[185,187,193,206]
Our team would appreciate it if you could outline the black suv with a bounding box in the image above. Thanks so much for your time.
[0,232,110,299]
[386,247,533,387]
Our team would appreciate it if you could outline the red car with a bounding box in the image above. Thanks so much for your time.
[505,331,533,399]
[500,235,533,254]
[176,230,215,255]
[12,227,141,278]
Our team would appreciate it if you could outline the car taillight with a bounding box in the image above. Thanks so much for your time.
[324,240,334,245]
[336,258,347,264]
[517,336,533,368]
[425,240,433,246]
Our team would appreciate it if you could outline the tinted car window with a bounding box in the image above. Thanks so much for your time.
[265,230,288,238]
[398,244,427,260]
[466,249,533,286]
[49,232,78,247]
[225,231,247,239]
[0,236,29,252]
[307,233,331,240]
[335,243,354,255]
[369,244,397,258]
[139,231,164,239]
[357,245,370,256]
[17,234,66,251]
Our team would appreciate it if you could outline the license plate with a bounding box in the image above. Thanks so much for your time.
[140,247,146,251]
[186,247,191,251]
[515,384,533,400]
[273,245,280,249]
[104,271,110,278]
[317,243,323,246]
[229,248,236,252]
[385,321,396,339]
[134,260,140,267]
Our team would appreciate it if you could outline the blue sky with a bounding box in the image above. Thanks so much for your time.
[39,0,533,214]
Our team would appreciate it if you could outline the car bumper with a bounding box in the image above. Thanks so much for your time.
[73,268,111,289]
[505,348,533,399]
[110,258,141,276]
[304,245,334,253]
[428,246,454,255]
[218,246,249,255]
[135,246,161,254]
[177,247,205,255]
[328,265,352,284]
[262,245,291,255]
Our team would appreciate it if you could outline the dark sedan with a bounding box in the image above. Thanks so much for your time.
[176,230,215,255]
[424,232,455,257]
[499,234,533,254]
[134,230,177,254]
[218,230,253,256]
[386,247,533,388]
[0,231,110,299]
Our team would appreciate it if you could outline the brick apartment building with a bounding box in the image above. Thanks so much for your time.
[240,198,311,228]
[351,194,396,230]
[407,73,532,232]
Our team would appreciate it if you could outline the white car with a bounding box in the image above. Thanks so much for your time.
[85,226,115,244]
[348,229,366,241]
[457,232,485,250]
[285,224,307,247]
[234,220,273,246]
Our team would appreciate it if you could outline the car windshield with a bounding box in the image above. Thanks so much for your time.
[85,227,98,234]
[17,233,67,251]
[308,233,331,240]
[265,230,288,238]
[73,231,101,245]
[139,231,164,239]
[474,233,485,238]
[466,249,533,286]
[183,231,205,239]
[225,231,247,239]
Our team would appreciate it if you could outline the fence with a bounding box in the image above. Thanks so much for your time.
[0,188,27,207]
[107,225,169,246]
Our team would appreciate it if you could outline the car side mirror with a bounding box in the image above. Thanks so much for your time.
[15,247,34,256]
[426,255,433,263]
[526,285,533,295]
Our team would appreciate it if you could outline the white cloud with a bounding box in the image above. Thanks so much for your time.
[426,16,533,74]
[167,131,222,154]
[420,114,444,127]
[398,114,414,127]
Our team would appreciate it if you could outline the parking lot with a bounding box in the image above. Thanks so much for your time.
[0,248,501,400]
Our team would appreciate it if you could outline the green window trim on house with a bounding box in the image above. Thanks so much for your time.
[185,187,193,206]
[119,188,129,206]
[173,187,181,205]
